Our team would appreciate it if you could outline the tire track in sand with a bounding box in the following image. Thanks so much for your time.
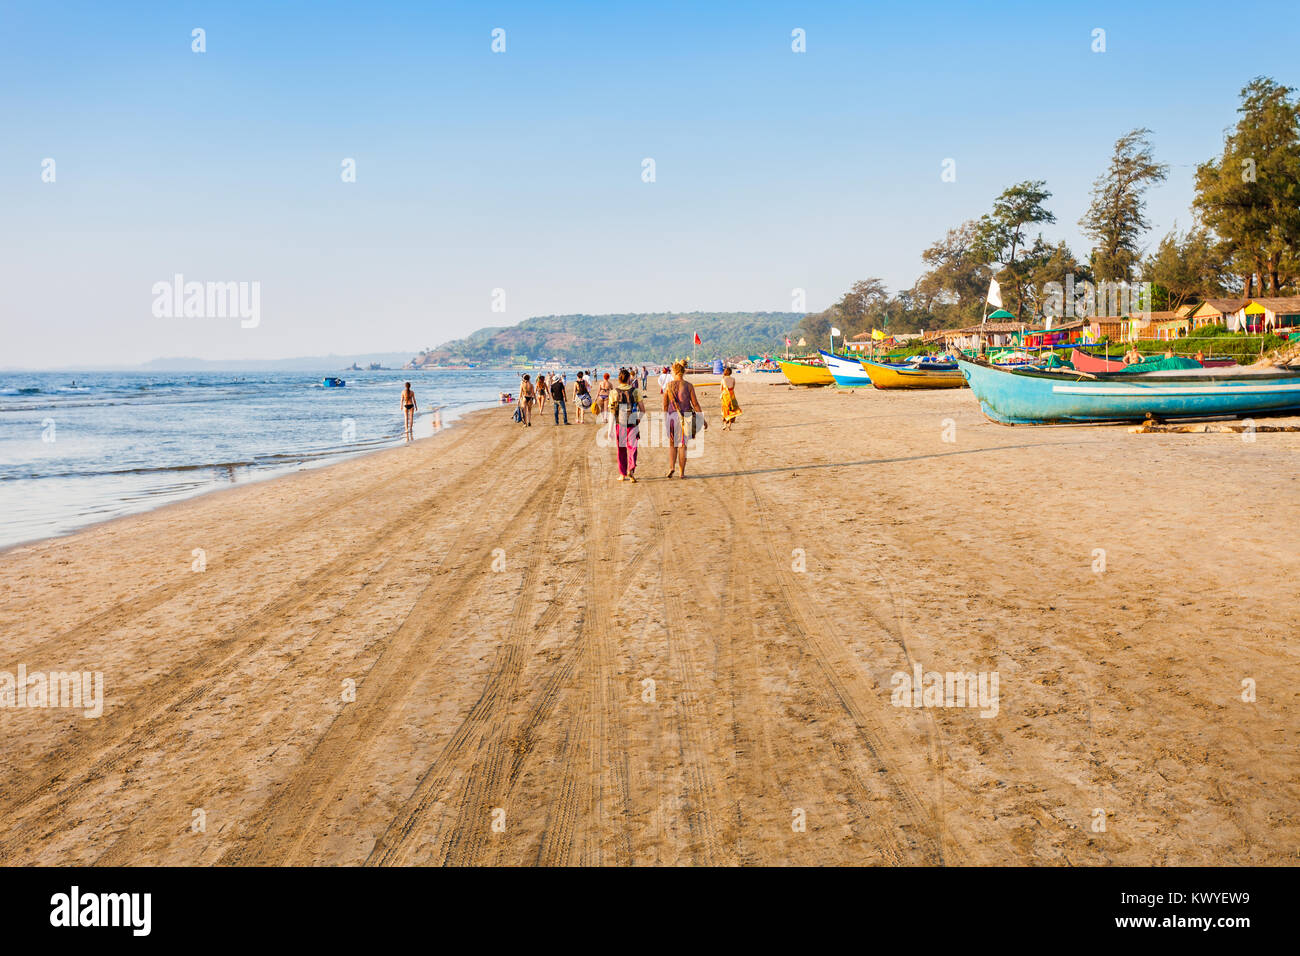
[15,424,518,662]
[0,433,526,863]
[640,478,737,866]
[532,452,638,866]
[217,439,570,865]
[738,474,958,865]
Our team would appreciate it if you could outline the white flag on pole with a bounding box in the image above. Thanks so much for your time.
[830,326,841,336]
[986,280,1002,309]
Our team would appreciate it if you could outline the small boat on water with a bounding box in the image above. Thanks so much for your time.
[858,357,967,389]
[776,359,835,387]
[958,356,1300,424]
[818,350,875,387]
[322,377,346,388]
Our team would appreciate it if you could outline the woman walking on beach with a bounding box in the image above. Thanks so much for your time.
[609,368,644,481]
[535,373,548,413]
[574,371,592,423]
[596,372,613,421]
[663,361,706,478]
[400,382,418,442]
[519,374,535,426]
[720,365,742,431]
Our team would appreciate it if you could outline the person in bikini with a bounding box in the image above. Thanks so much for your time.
[400,382,417,442]
[596,373,613,421]
[519,374,535,426]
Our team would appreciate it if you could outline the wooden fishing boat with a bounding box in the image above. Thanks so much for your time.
[958,356,1300,424]
[858,358,967,389]
[1070,349,1127,373]
[1072,348,1237,373]
[777,359,835,387]
[819,350,874,387]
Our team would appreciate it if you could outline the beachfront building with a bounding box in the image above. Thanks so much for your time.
[1190,298,1246,331]
[1080,310,1191,342]
[1141,309,1193,340]
[847,332,875,354]
[1230,297,1300,334]
[1086,315,1130,342]
[936,321,1032,351]
[1021,318,1093,349]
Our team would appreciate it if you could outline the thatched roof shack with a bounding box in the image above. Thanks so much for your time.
[935,321,1033,351]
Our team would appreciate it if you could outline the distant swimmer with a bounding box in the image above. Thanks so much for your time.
[400,381,418,442]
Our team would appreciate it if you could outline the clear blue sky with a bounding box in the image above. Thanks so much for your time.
[2,0,1296,367]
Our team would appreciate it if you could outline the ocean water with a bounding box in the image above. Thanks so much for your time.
[0,368,528,549]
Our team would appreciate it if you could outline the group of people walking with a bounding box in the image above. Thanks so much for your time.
[510,361,742,480]
[406,362,742,478]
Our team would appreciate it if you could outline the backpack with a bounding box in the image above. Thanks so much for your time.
[614,386,638,425]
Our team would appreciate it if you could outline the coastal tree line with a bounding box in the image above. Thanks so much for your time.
[799,76,1300,343]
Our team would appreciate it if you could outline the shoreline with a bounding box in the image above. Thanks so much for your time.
[1,376,1295,865]
[0,400,498,556]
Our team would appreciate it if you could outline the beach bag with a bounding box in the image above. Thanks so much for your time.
[579,393,592,408]
[512,406,523,423]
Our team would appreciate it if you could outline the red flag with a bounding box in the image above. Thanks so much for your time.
[785,337,791,346]
[693,332,702,345]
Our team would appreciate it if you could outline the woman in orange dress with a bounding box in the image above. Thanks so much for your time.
[720,366,742,430]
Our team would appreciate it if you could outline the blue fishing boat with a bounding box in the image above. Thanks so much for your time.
[818,350,875,387]
[957,357,1300,424]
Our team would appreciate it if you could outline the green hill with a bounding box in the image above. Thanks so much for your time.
[408,312,803,367]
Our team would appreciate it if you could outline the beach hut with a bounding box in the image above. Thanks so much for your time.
[846,332,875,354]
[1141,310,1193,340]
[1021,318,1091,348]
[939,319,1032,352]
[1232,297,1300,334]
[1191,298,1247,331]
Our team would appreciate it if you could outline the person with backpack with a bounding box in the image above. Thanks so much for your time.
[608,368,644,481]
[573,371,592,423]
[551,372,569,425]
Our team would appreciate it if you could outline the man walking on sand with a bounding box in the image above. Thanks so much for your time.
[551,372,569,424]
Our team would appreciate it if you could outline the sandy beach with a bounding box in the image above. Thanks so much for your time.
[0,374,1296,866]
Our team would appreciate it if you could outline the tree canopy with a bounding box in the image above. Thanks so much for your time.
[1080,128,1169,282]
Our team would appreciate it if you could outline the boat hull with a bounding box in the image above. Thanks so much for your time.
[777,360,835,387]
[859,358,967,389]
[1070,349,1126,373]
[1073,348,1239,372]
[818,350,874,387]
[958,358,1300,424]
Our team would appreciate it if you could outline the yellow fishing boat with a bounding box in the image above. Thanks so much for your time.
[858,358,968,389]
[776,360,835,387]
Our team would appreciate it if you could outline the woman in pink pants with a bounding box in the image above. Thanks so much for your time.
[609,368,644,482]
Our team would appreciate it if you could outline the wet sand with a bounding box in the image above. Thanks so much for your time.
[0,374,1296,865]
